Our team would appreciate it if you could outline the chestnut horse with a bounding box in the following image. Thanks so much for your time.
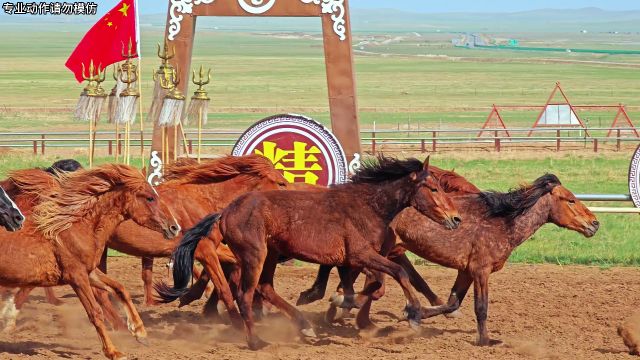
[306,169,599,346]
[160,156,462,350]
[105,155,288,307]
[0,164,180,360]
[13,155,290,329]
[1,159,84,308]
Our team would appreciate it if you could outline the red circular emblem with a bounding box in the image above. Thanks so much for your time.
[232,114,348,186]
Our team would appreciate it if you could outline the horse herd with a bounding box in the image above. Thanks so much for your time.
[0,154,621,359]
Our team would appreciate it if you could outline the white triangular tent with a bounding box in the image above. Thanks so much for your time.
[538,104,580,126]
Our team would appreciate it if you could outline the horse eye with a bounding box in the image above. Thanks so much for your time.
[568,199,575,205]
[146,196,155,203]
[430,188,438,193]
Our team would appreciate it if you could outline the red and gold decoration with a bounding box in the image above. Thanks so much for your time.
[114,40,139,165]
[232,114,349,186]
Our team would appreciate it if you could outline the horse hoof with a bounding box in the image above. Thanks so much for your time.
[110,351,127,360]
[325,305,338,323]
[408,319,421,331]
[301,327,317,338]
[445,309,463,319]
[477,338,503,347]
[248,337,269,351]
[329,293,344,307]
[296,289,323,306]
[136,336,149,347]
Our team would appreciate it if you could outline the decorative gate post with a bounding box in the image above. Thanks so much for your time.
[149,0,361,176]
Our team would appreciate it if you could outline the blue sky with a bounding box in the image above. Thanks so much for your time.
[130,0,639,14]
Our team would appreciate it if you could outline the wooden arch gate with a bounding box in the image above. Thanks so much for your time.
[151,0,361,165]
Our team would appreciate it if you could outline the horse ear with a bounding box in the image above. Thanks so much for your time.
[423,156,430,171]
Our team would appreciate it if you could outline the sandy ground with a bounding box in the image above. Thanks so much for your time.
[1,257,639,360]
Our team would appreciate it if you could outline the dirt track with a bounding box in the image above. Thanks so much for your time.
[1,257,639,359]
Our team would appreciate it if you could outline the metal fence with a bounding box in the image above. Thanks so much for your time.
[0,126,639,155]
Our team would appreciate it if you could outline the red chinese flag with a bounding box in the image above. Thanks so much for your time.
[65,0,139,82]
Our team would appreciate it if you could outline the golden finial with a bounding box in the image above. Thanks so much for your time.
[81,60,106,97]
[191,65,211,101]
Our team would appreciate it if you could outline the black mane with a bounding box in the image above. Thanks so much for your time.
[44,159,83,174]
[351,156,424,184]
[479,174,561,220]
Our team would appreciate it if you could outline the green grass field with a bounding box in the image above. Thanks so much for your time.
[0,25,639,132]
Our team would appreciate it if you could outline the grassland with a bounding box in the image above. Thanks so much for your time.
[0,24,639,132]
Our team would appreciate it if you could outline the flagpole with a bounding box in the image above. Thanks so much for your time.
[134,0,144,168]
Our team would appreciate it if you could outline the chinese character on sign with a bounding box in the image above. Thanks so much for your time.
[2,2,13,14]
[256,141,323,184]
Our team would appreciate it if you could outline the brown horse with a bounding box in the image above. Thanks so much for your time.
[314,170,599,346]
[0,164,180,359]
[160,156,461,350]
[15,155,290,321]
[2,159,84,308]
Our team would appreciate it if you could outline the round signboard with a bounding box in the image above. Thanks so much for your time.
[232,114,349,186]
[629,144,640,208]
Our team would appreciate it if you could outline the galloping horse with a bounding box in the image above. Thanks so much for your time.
[13,155,290,329]
[0,164,180,360]
[161,156,462,350]
[304,169,599,346]
[1,159,84,308]
[105,155,289,307]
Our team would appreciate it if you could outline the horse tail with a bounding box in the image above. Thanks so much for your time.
[155,213,221,303]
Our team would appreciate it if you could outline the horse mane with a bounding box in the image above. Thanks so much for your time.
[479,173,561,220]
[429,166,481,194]
[351,156,424,184]
[7,168,60,199]
[32,164,148,240]
[162,154,281,185]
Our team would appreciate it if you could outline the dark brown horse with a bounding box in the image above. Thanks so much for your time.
[160,156,461,350]
[306,169,599,346]
[0,164,180,359]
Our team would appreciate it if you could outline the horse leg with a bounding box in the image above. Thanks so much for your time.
[390,252,444,306]
[421,270,473,319]
[235,247,268,350]
[92,286,127,331]
[297,265,333,306]
[256,251,315,338]
[473,270,495,346]
[141,257,156,306]
[13,287,34,310]
[354,250,422,329]
[195,239,243,328]
[178,268,210,307]
[44,287,63,306]
[89,269,147,343]
[69,272,125,360]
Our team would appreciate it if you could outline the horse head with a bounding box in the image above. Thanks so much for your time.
[0,187,24,232]
[409,156,462,230]
[547,183,599,238]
